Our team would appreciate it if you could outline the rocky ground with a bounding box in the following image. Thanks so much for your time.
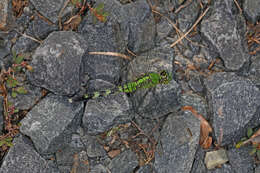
[0,0,260,173]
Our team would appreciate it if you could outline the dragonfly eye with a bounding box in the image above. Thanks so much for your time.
[159,70,169,84]
[160,70,167,77]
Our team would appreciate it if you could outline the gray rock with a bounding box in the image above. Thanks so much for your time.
[255,165,260,173]
[12,14,58,53]
[249,54,260,85]
[201,1,248,70]
[57,149,89,173]
[91,0,156,54]
[70,151,90,173]
[7,83,42,110]
[180,92,208,119]
[30,0,72,24]
[204,72,260,145]
[190,147,207,173]
[0,0,15,31]
[208,164,234,173]
[28,15,58,39]
[128,52,180,118]
[79,17,126,83]
[227,147,254,173]
[243,0,260,24]
[0,135,59,173]
[119,0,156,53]
[90,164,108,173]
[156,19,173,41]
[81,135,106,158]
[82,92,132,135]
[27,31,87,95]
[204,149,228,170]
[188,73,204,93]
[12,35,39,54]
[0,45,8,60]
[56,134,85,171]
[154,112,200,173]
[177,0,200,32]
[108,150,138,173]
[20,94,84,154]
[136,164,155,173]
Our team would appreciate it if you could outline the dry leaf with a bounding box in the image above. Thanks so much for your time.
[12,0,28,17]
[63,15,82,31]
[103,145,110,151]
[108,149,120,158]
[182,106,212,149]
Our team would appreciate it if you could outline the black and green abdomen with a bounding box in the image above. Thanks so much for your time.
[71,70,172,102]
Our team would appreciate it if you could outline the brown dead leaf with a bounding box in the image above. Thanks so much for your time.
[12,0,28,17]
[63,15,82,31]
[103,145,110,151]
[108,149,120,158]
[182,106,212,149]
[250,128,260,139]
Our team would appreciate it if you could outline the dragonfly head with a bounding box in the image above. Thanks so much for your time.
[159,70,172,84]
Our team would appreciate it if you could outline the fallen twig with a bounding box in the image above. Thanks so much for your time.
[89,51,131,60]
[170,7,209,48]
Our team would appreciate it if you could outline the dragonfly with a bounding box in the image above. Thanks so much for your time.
[69,70,172,102]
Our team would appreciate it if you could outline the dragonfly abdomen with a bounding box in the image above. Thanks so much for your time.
[69,70,171,102]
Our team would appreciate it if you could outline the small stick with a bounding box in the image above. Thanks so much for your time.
[170,7,209,48]
[233,0,242,14]
[89,51,131,60]
[15,30,42,44]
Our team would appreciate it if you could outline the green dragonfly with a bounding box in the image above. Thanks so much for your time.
[69,70,172,102]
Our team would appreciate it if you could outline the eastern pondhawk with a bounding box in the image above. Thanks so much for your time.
[69,70,172,102]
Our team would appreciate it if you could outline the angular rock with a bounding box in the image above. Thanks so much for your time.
[227,147,254,173]
[28,15,58,39]
[12,14,58,53]
[82,92,132,135]
[204,149,228,170]
[154,112,200,173]
[0,0,15,31]
[8,83,42,110]
[90,164,108,173]
[92,0,156,54]
[108,150,138,173]
[127,53,180,118]
[57,149,89,173]
[249,54,260,85]
[204,72,260,145]
[0,135,59,173]
[180,92,208,119]
[12,35,39,54]
[30,0,72,23]
[0,43,9,60]
[28,31,87,95]
[208,164,234,173]
[79,15,126,83]
[56,134,85,172]
[201,1,248,70]
[255,165,260,173]
[190,147,207,173]
[119,0,156,53]
[81,135,106,158]
[243,0,260,24]
[136,164,156,173]
[177,0,200,32]
[188,73,204,93]
[20,94,84,154]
